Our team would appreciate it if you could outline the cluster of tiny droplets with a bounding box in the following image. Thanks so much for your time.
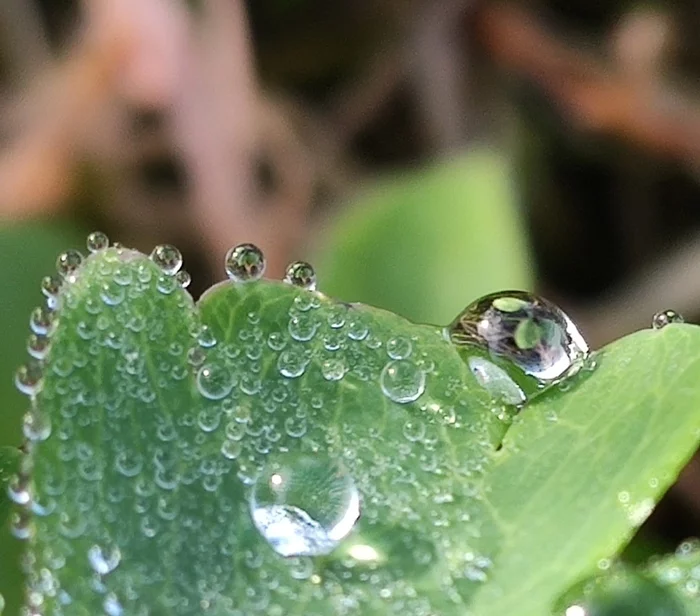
[9,234,112,550]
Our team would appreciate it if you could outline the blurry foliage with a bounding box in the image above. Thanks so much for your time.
[316,152,532,325]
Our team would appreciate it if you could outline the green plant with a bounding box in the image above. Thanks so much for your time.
[1,233,699,616]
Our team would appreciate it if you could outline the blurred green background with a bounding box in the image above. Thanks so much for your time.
[2,0,700,612]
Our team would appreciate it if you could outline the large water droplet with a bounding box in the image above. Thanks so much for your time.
[250,455,360,557]
[41,274,62,300]
[86,231,109,253]
[448,291,588,398]
[196,364,234,400]
[225,243,266,282]
[284,261,317,291]
[555,567,686,616]
[380,360,426,403]
[56,249,83,279]
[150,244,183,275]
[652,310,684,330]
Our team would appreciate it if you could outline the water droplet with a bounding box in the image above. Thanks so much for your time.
[225,243,266,282]
[196,364,234,400]
[250,454,360,557]
[175,270,191,288]
[284,261,317,291]
[8,474,30,506]
[150,244,183,275]
[23,410,51,442]
[41,274,62,300]
[156,274,178,295]
[56,249,83,279]
[321,357,347,381]
[288,313,319,342]
[0,592,4,614]
[88,544,121,575]
[197,325,217,348]
[380,360,426,403]
[86,231,109,253]
[448,291,588,398]
[277,347,311,378]
[103,593,123,616]
[27,334,50,360]
[402,420,426,442]
[30,307,54,335]
[652,310,684,330]
[15,361,43,396]
[386,336,412,360]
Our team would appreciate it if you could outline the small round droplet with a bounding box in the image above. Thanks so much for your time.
[386,336,412,360]
[225,243,266,282]
[284,261,317,291]
[196,364,234,400]
[86,231,109,253]
[23,410,51,442]
[150,244,183,275]
[88,544,121,575]
[15,361,43,396]
[27,334,50,360]
[41,274,62,299]
[175,270,191,288]
[56,250,83,278]
[30,307,54,335]
[250,454,360,557]
[8,475,30,506]
[380,360,426,404]
[448,291,588,398]
[652,310,684,330]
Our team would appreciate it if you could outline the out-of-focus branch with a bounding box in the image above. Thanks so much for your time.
[474,3,700,166]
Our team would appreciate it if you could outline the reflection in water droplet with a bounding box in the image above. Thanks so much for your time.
[468,357,525,406]
[150,244,183,275]
[225,243,266,282]
[284,261,317,291]
[380,360,426,403]
[652,310,684,330]
[250,455,360,557]
[86,231,109,253]
[448,291,588,398]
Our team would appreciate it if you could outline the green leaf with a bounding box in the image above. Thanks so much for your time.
[467,325,700,616]
[25,247,507,614]
[315,151,532,325]
[646,541,700,614]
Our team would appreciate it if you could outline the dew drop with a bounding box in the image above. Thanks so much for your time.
[15,361,43,396]
[196,364,234,400]
[175,270,191,288]
[321,357,347,381]
[88,544,121,575]
[250,454,360,557]
[27,334,50,360]
[56,249,83,279]
[380,360,426,403]
[225,243,266,282]
[30,307,54,335]
[277,347,311,379]
[652,310,684,330]
[197,325,217,348]
[41,274,62,300]
[150,244,183,275]
[8,475,30,506]
[284,261,317,291]
[103,593,123,616]
[0,592,4,614]
[86,231,109,253]
[386,336,412,360]
[448,291,588,398]
[23,410,51,442]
